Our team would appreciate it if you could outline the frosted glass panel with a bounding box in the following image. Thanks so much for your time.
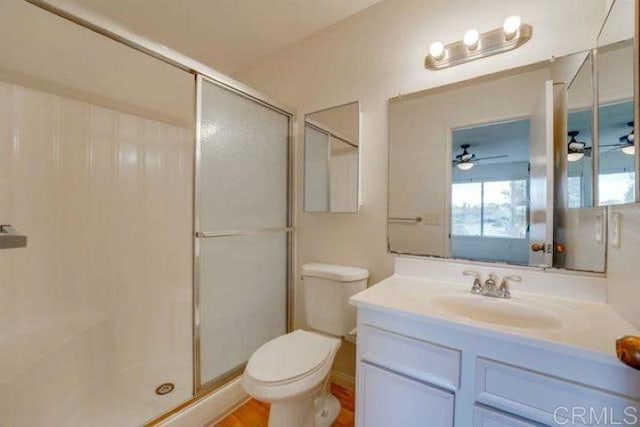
[304,124,330,211]
[199,232,287,384]
[199,80,289,230]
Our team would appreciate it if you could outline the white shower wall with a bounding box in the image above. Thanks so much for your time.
[0,81,193,427]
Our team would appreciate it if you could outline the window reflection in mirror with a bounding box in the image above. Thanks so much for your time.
[597,0,636,205]
[451,119,530,264]
[598,99,636,205]
[304,102,360,213]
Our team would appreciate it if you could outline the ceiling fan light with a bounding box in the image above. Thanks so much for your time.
[567,152,584,162]
[622,145,635,155]
[457,161,474,171]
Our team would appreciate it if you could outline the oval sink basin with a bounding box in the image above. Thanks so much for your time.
[429,295,563,330]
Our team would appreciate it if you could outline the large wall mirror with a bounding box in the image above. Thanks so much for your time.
[388,0,638,272]
[304,102,360,213]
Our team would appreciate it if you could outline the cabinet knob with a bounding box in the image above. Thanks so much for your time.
[616,336,640,370]
[531,243,545,252]
[554,243,566,254]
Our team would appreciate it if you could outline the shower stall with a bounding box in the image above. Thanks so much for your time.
[0,1,294,426]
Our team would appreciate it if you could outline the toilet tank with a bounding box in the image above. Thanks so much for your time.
[302,263,369,336]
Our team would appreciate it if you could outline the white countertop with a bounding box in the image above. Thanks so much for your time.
[350,274,639,361]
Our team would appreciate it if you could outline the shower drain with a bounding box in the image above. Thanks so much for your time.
[155,382,175,396]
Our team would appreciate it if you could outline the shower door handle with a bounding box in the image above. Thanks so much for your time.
[0,225,27,249]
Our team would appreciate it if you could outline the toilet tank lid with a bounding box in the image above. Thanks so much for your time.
[302,263,369,282]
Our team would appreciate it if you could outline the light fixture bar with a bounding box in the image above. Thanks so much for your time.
[425,24,533,70]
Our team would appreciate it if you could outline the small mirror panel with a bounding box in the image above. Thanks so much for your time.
[304,102,360,213]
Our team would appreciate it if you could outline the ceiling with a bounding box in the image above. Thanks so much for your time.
[452,119,531,165]
[58,0,383,75]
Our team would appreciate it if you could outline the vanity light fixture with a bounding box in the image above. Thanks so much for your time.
[425,16,532,70]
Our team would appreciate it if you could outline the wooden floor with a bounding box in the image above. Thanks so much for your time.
[212,383,355,427]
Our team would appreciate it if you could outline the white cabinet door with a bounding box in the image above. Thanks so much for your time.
[474,405,543,427]
[357,362,455,427]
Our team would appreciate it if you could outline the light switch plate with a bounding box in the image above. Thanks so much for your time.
[595,213,603,243]
[422,214,441,226]
[610,212,621,248]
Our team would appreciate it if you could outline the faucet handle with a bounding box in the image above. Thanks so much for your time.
[463,270,481,279]
[500,275,522,285]
[498,275,522,298]
[463,270,483,294]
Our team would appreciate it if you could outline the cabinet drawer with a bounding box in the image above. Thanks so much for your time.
[474,405,543,427]
[476,358,640,425]
[358,362,454,427]
[359,324,460,391]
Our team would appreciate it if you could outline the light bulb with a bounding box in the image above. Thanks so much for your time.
[503,15,522,38]
[567,152,585,162]
[622,145,635,155]
[463,29,479,49]
[457,161,474,171]
[429,41,445,59]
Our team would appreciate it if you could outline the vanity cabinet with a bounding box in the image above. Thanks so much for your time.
[355,309,640,427]
[358,362,454,427]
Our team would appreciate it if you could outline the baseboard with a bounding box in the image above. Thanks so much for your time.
[331,370,356,390]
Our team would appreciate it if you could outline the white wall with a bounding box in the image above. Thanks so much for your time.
[608,204,640,329]
[237,0,610,381]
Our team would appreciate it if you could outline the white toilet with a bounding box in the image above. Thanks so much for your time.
[242,262,369,427]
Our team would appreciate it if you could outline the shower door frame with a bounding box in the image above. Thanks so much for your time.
[192,74,296,395]
[24,0,296,400]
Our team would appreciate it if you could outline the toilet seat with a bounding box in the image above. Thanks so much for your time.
[243,330,341,403]
[246,330,336,386]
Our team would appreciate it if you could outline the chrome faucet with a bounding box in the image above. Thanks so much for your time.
[482,274,499,297]
[462,271,521,299]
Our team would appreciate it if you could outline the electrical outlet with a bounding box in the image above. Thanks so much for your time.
[610,212,621,248]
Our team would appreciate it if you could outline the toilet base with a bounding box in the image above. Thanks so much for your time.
[314,393,341,427]
[267,391,341,427]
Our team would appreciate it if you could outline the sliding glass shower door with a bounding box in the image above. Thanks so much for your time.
[194,76,292,392]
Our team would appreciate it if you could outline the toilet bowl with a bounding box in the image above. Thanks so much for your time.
[242,262,369,427]
[243,330,341,427]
